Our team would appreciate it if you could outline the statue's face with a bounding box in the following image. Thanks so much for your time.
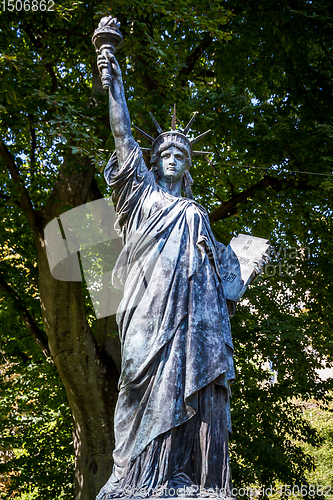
[157,146,187,183]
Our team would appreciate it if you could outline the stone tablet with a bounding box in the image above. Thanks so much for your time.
[221,233,271,302]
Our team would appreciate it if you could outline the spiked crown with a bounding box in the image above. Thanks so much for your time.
[135,105,212,161]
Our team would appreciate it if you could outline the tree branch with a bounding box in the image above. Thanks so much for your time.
[179,34,213,86]
[45,63,58,93]
[28,113,37,176]
[86,177,104,203]
[0,273,51,359]
[22,22,58,93]
[41,151,95,225]
[209,174,315,223]
[0,192,22,208]
[21,21,43,49]
[194,185,224,203]
[209,175,284,223]
[0,141,41,237]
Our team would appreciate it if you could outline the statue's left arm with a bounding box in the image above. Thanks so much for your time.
[97,51,136,167]
[98,52,156,239]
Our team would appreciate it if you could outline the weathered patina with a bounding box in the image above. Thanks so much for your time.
[92,18,266,499]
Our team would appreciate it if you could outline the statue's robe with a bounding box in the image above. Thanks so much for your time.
[97,143,235,499]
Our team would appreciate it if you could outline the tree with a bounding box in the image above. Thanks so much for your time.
[1,0,333,498]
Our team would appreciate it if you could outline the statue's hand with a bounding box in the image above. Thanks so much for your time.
[253,251,271,276]
[97,50,122,82]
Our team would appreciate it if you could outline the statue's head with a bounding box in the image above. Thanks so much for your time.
[151,132,192,165]
[150,134,192,197]
[135,106,212,198]
[152,144,192,196]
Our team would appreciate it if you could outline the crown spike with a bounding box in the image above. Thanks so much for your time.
[171,103,176,131]
[183,111,198,136]
[149,112,163,135]
[191,129,212,145]
[134,125,154,143]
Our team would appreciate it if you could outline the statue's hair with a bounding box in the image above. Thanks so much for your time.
[151,142,193,199]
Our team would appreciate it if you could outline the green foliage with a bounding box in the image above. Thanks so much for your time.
[1,0,333,497]
[302,397,333,493]
[0,360,73,499]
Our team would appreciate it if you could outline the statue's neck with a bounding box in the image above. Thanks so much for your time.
[158,178,182,198]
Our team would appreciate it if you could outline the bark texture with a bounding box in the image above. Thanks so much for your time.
[35,153,121,499]
[37,244,119,498]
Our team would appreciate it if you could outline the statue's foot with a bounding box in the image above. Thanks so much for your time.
[96,476,124,500]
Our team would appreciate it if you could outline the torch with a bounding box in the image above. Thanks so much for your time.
[92,16,123,90]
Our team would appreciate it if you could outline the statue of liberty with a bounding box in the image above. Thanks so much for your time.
[92,16,254,500]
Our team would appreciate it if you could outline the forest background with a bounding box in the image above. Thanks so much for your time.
[1,0,333,499]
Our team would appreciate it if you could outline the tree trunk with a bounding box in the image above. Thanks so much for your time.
[36,241,119,499]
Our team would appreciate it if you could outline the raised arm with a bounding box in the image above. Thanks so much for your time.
[97,51,135,166]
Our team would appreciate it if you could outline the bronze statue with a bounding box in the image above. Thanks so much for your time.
[92,17,267,500]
